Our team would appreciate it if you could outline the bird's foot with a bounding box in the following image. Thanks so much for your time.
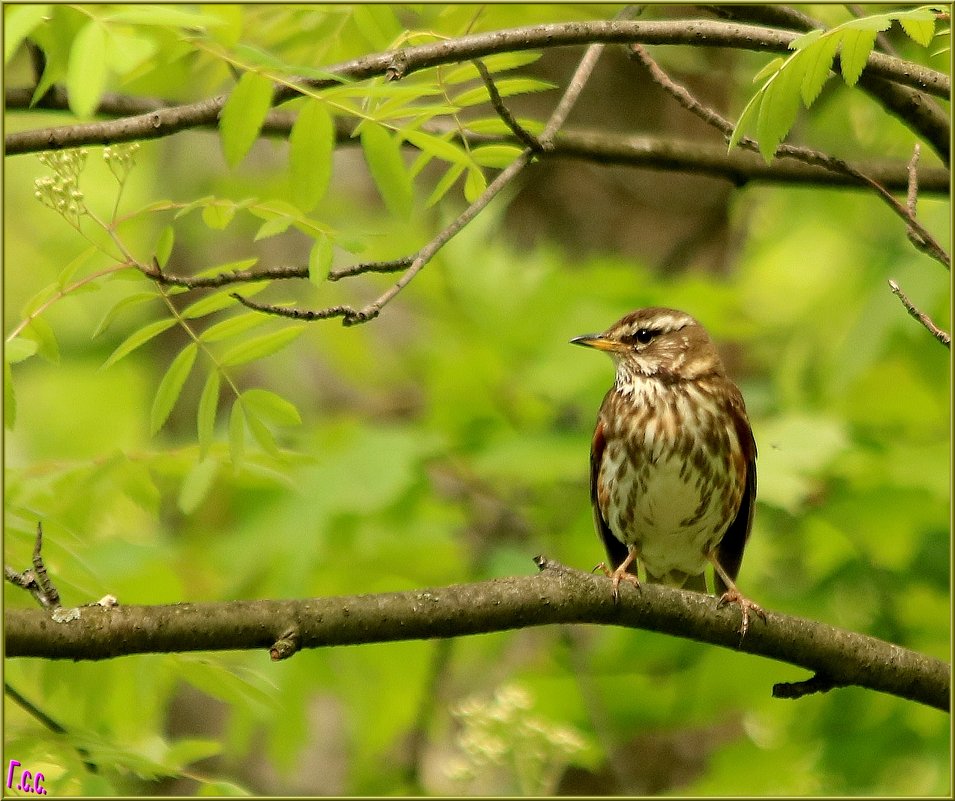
[594,561,640,603]
[717,588,766,637]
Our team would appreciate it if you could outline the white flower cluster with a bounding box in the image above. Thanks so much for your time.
[445,682,589,794]
[103,142,140,182]
[34,148,88,224]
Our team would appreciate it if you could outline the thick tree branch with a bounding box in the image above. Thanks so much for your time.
[5,19,947,156]
[4,558,948,712]
[9,86,948,195]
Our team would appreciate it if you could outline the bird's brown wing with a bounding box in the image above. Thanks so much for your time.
[590,418,634,572]
[714,398,757,594]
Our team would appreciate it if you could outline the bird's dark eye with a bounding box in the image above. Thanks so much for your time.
[634,328,654,345]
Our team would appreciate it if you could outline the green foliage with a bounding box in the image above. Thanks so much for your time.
[729,5,946,161]
[219,71,275,167]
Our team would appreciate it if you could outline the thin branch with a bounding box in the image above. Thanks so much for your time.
[907,143,921,217]
[473,59,543,152]
[143,259,309,288]
[5,19,948,156]
[629,44,951,270]
[888,279,951,347]
[4,557,949,712]
[4,523,61,610]
[229,294,357,322]
[328,256,414,282]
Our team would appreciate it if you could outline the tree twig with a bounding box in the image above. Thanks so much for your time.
[4,523,61,610]
[4,556,949,712]
[473,59,543,152]
[888,279,951,347]
[143,260,309,288]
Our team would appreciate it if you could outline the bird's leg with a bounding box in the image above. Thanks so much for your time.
[594,547,641,602]
[707,553,766,637]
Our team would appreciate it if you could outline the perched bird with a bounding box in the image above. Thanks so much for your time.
[571,307,763,635]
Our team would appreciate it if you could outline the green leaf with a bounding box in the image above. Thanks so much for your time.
[402,129,470,165]
[220,71,275,167]
[228,400,245,465]
[219,325,305,367]
[351,4,401,49]
[289,100,334,212]
[839,28,877,87]
[899,14,936,47]
[253,215,293,241]
[178,458,219,514]
[241,388,301,426]
[199,312,270,343]
[308,235,334,285]
[789,28,824,50]
[174,194,215,219]
[101,317,176,370]
[23,317,59,363]
[465,116,545,136]
[751,56,785,84]
[66,20,108,118]
[21,282,58,317]
[800,31,843,107]
[104,29,157,75]
[5,4,51,64]
[425,163,465,208]
[441,51,542,84]
[56,245,98,288]
[197,370,220,458]
[843,13,894,32]
[151,343,198,434]
[451,78,555,108]
[5,337,39,364]
[155,225,175,268]
[201,203,236,230]
[361,122,413,219]
[243,404,278,456]
[181,289,241,319]
[92,291,157,339]
[470,144,523,168]
[755,53,806,162]
[727,90,761,152]
[464,165,487,202]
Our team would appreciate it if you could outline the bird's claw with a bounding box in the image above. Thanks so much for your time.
[718,588,766,637]
[593,561,640,603]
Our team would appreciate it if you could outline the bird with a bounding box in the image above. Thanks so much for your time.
[571,307,764,635]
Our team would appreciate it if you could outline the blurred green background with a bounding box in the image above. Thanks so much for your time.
[3,4,950,796]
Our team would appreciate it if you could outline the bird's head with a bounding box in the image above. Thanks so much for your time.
[571,307,725,382]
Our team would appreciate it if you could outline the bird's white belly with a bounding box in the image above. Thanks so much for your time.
[600,447,727,578]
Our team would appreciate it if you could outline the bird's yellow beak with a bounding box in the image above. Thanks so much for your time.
[570,333,621,352]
